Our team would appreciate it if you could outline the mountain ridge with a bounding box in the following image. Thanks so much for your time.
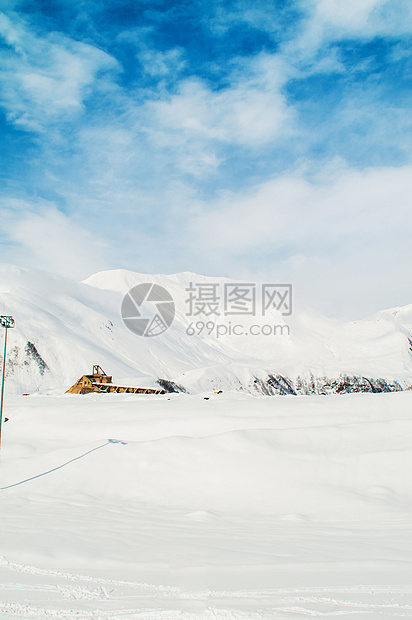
[0,264,411,395]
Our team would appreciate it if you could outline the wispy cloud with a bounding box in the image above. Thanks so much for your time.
[141,53,290,176]
[291,0,412,56]
[2,201,111,278]
[0,11,118,132]
[184,163,412,316]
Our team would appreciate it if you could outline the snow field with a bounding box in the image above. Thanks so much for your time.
[1,391,412,617]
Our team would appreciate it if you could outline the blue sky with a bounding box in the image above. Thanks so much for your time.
[0,0,411,318]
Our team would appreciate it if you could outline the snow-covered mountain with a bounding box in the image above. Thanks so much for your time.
[0,263,411,395]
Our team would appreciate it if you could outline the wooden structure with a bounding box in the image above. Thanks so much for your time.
[66,365,166,395]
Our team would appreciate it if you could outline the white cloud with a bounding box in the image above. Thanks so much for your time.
[205,1,291,39]
[138,47,186,78]
[3,204,110,279]
[314,0,386,31]
[141,53,291,174]
[0,11,118,131]
[150,58,289,147]
[284,0,412,65]
[188,164,412,252]
[183,163,412,317]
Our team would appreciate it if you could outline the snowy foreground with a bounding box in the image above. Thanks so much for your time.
[1,391,412,619]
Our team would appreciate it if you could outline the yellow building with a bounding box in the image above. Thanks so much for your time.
[66,365,166,395]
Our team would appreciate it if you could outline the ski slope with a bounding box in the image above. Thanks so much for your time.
[1,390,412,618]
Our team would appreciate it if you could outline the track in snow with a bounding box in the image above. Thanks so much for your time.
[1,558,412,619]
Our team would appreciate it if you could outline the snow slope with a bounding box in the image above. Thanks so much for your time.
[0,263,411,395]
[2,265,412,616]
[2,391,412,618]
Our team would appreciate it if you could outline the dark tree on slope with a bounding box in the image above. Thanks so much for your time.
[157,379,187,393]
[265,374,296,395]
[25,342,49,375]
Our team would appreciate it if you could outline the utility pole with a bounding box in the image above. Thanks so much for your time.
[0,316,15,455]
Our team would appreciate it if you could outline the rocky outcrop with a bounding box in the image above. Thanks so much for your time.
[252,374,403,396]
[157,379,187,393]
